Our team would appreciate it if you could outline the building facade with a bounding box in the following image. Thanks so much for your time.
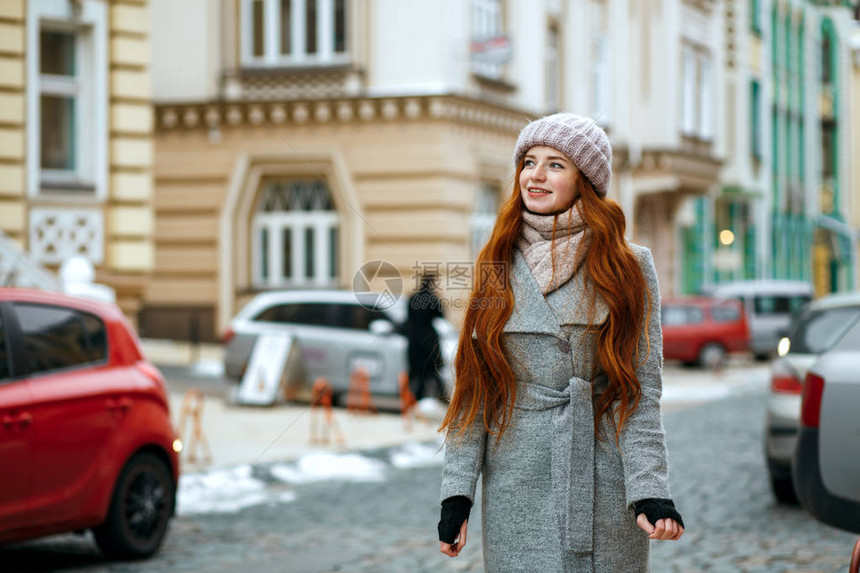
[144,0,731,340]
[0,0,155,318]
[693,0,858,296]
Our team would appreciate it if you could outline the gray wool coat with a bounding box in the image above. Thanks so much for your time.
[440,243,671,573]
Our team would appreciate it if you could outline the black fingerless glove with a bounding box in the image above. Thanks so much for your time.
[438,496,472,543]
[633,498,685,529]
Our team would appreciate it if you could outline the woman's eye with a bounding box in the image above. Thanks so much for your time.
[550,162,564,169]
[524,160,535,166]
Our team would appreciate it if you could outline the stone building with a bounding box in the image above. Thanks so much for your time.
[144,0,729,340]
[0,0,155,319]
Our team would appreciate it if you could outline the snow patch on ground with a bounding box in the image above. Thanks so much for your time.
[190,359,225,378]
[270,452,387,484]
[177,465,296,516]
[390,439,445,469]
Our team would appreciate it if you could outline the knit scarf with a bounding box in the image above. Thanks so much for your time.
[517,202,591,295]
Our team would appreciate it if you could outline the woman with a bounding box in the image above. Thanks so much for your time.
[437,113,684,572]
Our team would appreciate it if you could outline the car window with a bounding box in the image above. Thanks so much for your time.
[711,304,741,323]
[754,295,810,315]
[832,319,860,352]
[0,312,10,381]
[662,305,704,326]
[254,303,341,327]
[81,311,108,362]
[789,306,860,354]
[13,303,106,376]
[346,305,393,331]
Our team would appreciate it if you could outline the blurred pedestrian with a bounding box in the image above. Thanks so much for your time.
[405,274,444,401]
[437,113,684,572]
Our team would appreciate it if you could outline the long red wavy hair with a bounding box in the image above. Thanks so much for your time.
[440,163,650,442]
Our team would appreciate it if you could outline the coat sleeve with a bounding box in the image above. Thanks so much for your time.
[439,341,488,504]
[619,246,672,508]
[440,416,487,504]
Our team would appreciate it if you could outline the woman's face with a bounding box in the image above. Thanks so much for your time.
[519,145,581,215]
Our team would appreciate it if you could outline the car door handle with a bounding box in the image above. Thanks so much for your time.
[106,398,133,414]
[2,412,32,429]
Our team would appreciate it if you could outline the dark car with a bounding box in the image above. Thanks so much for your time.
[793,316,860,534]
[765,291,860,504]
[0,288,179,559]
[661,297,749,368]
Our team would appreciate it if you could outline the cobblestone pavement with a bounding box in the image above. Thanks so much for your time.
[3,381,858,572]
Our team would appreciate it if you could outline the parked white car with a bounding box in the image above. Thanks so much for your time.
[708,280,812,360]
[222,290,458,402]
[765,291,860,504]
[793,316,860,534]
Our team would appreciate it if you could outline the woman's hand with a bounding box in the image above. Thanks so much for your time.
[636,514,684,540]
[440,519,468,557]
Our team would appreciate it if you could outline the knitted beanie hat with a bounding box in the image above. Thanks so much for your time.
[513,112,612,197]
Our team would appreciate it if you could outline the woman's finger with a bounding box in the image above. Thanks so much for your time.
[636,513,655,535]
[651,519,666,539]
[458,519,469,550]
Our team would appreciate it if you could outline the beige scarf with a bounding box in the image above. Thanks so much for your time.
[517,203,591,294]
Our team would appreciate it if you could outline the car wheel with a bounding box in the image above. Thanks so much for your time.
[698,343,727,369]
[93,452,175,560]
[769,473,799,505]
[766,458,799,505]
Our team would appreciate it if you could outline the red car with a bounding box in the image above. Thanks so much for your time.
[0,288,179,559]
[661,297,750,367]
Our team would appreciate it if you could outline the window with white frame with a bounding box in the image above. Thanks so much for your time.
[680,45,714,141]
[241,0,348,67]
[472,0,505,80]
[590,0,611,123]
[27,0,107,197]
[545,22,561,112]
[698,56,713,139]
[253,180,340,289]
[471,183,500,259]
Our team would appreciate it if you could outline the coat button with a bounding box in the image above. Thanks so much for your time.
[557,339,571,353]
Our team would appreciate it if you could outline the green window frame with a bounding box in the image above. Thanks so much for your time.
[751,0,762,35]
[751,80,762,160]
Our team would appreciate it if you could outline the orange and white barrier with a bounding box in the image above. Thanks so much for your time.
[309,377,345,446]
[346,366,376,415]
[177,388,212,464]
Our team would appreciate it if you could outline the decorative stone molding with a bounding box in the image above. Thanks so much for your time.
[29,208,104,265]
[155,95,528,135]
[222,66,365,102]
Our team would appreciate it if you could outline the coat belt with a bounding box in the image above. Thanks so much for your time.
[514,377,595,555]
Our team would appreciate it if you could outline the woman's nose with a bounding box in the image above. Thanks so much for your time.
[532,165,546,180]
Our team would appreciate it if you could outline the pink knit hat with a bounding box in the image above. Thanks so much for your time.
[513,113,612,197]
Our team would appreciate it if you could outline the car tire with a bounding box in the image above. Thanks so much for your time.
[767,458,799,505]
[93,452,175,560]
[697,343,727,369]
[770,473,799,505]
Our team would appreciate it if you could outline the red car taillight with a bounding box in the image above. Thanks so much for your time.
[222,327,236,345]
[770,361,803,394]
[800,372,825,428]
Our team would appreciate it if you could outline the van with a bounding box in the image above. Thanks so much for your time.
[708,280,813,360]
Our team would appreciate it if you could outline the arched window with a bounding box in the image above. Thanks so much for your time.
[252,180,340,288]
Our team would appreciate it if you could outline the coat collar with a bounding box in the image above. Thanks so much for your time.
[503,247,608,335]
